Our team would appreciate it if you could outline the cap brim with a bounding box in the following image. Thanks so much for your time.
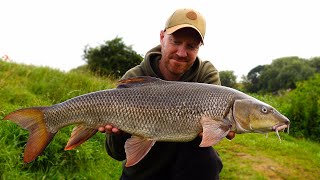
[166,24,204,43]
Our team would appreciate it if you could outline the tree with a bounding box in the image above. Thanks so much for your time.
[242,65,265,93]
[219,70,237,88]
[244,57,315,93]
[264,57,314,92]
[308,57,320,72]
[83,37,143,77]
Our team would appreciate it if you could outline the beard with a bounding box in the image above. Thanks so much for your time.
[165,56,194,75]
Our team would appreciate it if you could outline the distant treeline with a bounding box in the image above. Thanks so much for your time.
[220,56,320,93]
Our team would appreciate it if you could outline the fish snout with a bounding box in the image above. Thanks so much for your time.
[285,119,290,125]
[272,113,290,131]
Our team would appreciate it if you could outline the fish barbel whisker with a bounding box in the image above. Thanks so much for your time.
[275,129,282,143]
[249,123,253,130]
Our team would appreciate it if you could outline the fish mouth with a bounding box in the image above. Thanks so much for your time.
[272,123,290,142]
[272,123,289,132]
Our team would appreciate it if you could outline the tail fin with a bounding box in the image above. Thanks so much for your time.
[3,107,55,163]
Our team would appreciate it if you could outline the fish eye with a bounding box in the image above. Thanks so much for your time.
[261,106,268,114]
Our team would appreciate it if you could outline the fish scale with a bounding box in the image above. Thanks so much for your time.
[3,76,290,166]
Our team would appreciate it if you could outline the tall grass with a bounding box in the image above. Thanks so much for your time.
[1,61,320,179]
[0,61,122,179]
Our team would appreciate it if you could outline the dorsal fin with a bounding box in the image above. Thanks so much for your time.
[117,76,166,88]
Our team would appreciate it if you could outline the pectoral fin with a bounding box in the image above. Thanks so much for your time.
[64,125,98,150]
[199,117,231,147]
[124,136,156,167]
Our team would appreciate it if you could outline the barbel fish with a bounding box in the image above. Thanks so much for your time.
[3,76,290,167]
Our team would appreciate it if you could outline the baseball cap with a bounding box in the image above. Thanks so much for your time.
[164,8,206,43]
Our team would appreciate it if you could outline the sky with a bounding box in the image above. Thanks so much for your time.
[1,0,319,80]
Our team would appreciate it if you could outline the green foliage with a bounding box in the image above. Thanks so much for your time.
[243,56,317,93]
[219,70,237,88]
[308,57,320,72]
[284,74,320,142]
[83,37,143,78]
[242,65,265,93]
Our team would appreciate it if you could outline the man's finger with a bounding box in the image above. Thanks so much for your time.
[98,126,105,133]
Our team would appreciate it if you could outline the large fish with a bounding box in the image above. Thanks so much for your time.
[3,76,290,167]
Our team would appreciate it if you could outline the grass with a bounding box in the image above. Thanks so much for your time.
[1,60,320,179]
[215,133,320,179]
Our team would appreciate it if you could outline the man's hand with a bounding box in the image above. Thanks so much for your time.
[226,131,235,140]
[98,125,122,135]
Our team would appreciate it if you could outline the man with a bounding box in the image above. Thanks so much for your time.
[99,8,222,179]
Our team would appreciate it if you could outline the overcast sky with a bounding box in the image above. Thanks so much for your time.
[1,0,319,79]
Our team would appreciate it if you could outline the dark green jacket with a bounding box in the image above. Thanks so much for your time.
[105,45,222,180]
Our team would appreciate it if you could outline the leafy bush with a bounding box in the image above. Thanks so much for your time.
[219,70,237,88]
[83,37,143,78]
[284,74,320,142]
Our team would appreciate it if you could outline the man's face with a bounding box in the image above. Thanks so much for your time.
[160,28,201,76]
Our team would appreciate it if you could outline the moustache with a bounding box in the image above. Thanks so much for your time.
[171,56,190,62]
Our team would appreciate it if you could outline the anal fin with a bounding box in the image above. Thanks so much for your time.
[124,136,156,167]
[65,125,98,150]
